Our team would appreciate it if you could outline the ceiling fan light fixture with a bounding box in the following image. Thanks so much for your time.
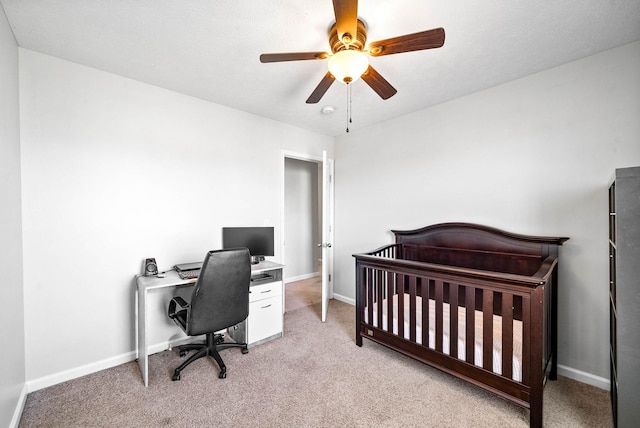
[328,49,369,84]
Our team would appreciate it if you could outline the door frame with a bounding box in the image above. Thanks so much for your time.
[281,150,334,313]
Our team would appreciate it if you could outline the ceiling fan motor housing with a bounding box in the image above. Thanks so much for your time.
[329,19,367,53]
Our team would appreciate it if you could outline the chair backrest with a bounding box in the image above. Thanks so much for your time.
[187,248,251,336]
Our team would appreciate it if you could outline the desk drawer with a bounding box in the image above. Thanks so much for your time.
[248,295,283,344]
[249,281,282,303]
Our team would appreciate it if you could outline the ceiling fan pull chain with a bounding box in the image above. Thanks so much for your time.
[347,83,351,132]
[349,83,353,124]
[346,82,353,133]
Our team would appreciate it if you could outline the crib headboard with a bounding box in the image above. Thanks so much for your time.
[392,223,569,276]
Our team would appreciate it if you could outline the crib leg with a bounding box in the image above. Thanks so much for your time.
[356,331,363,347]
[530,402,543,428]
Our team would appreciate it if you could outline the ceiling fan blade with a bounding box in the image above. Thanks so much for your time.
[260,52,329,63]
[361,65,397,100]
[306,72,336,104]
[332,0,358,46]
[368,28,445,57]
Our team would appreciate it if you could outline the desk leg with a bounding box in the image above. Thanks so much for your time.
[134,288,139,359]
[136,287,149,386]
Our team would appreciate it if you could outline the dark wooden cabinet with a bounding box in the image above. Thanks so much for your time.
[608,166,640,427]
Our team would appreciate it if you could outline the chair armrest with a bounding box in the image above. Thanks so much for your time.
[168,296,189,320]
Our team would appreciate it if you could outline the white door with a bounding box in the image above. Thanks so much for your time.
[320,151,334,322]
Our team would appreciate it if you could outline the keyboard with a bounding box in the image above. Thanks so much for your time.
[174,261,202,271]
[177,269,199,280]
[174,261,202,280]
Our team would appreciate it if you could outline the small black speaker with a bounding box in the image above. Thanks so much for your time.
[143,258,158,276]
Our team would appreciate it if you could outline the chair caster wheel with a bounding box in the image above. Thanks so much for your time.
[218,371,227,379]
[242,347,249,354]
[179,349,188,357]
[172,372,181,381]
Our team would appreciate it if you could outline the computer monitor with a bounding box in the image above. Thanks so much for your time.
[222,227,274,264]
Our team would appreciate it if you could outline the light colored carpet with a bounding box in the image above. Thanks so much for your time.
[285,276,322,312]
[19,284,611,427]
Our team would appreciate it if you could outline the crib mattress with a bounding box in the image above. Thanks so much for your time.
[365,294,523,382]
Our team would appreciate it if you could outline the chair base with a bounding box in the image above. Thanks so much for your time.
[172,333,248,381]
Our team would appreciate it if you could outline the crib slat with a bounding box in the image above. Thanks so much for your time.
[409,276,417,342]
[376,269,383,329]
[422,278,430,346]
[435,280,444,352]
[449,283,459,358]
[366,268,373,328]
[386,271,394,334]
[502,293,514,380]
[397,274,405,339]
[483,289,494,371]
[522,295,531,385]
[465,286,475,364]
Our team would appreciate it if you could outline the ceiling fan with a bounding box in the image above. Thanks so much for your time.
[260,0,445,104]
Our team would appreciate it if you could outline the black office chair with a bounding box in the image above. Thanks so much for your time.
[167,248,251,380]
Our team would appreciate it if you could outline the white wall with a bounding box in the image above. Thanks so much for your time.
[284,158,320,280]
[334,41,640,386]
[0,4,26,427]
[18,49,333,385]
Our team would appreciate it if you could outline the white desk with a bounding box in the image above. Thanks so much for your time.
[135,261,284,386]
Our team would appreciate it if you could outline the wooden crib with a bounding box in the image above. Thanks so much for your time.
[353,223,568,427]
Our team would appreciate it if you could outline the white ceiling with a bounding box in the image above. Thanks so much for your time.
[2,0,639,137]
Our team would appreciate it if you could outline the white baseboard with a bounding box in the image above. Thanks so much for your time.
[26,351,137,392]
[26,336,207,393]
[285,272,319,283]
[9,384,28,428]
[557,364,610,391]
[333,293,355,306]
